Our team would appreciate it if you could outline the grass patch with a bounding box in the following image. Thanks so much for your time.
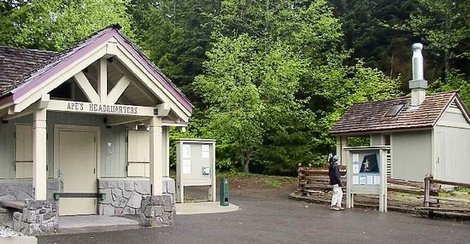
[439,191,470,200]
[217,171,256,179]
[263,178,283,189]
[455,187,470,193]
[217,171,297,190]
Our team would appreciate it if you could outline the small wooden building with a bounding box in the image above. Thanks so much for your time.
[331,44,470,183]
[0,25,192,216]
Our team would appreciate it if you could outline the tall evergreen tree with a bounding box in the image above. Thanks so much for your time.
[404,0,470,105]
[128,0,220,103]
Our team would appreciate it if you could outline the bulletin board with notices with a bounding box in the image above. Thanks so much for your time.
[344,146,389,212]
[175,138,216,203]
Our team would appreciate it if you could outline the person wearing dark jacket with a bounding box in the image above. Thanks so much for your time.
[328,154,344,210]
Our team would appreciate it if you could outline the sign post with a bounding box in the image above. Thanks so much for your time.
[345,146,389,212]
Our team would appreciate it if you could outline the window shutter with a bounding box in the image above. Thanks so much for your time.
[127,130,150,177]
[15,124,33,178]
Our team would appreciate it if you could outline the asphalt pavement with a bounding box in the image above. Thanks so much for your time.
[38,190,470,244]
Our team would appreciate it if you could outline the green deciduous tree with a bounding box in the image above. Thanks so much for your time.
[194,34,270,173]
[195,0,400,174]
[0,0,133,51]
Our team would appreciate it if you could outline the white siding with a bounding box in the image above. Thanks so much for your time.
[369,135,382,145]
[100,126,127,177]
[437,106,470,128]
[0,121,15,178]
[434,126,470,183]
[392,131,432,181]
[433,105,470,183]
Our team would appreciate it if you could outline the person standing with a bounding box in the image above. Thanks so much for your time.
[328,154,344,210]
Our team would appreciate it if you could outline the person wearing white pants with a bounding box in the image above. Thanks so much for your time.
[328,154,344,210]
[331,184,343,210]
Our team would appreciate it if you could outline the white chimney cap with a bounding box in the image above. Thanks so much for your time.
[411,43,423,51]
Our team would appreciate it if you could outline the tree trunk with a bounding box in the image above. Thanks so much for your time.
[242,158,250,173]
[240,150,251,173]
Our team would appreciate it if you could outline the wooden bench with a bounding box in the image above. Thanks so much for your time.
[0,200,24,212]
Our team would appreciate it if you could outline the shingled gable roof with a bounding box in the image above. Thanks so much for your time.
[0,47,58,96]
[0,24,193,113]
[330,91,469,135]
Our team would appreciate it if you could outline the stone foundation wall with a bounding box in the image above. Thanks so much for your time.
[12,200,58,235]
[140,194,175,227]
[98,178,175,216]
[0,180,60,201]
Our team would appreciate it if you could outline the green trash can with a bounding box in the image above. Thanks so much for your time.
[220,178,229,206]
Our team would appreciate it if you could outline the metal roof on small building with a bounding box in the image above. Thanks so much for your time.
[330,91,463,135]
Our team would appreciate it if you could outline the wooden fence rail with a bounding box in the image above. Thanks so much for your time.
[297,167,470,217]
[417,175,470,216]
[297,166,347,196]
[297,166,423,197]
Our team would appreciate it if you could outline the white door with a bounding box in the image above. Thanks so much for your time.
[58,130,97,216]
[435,131,446,179]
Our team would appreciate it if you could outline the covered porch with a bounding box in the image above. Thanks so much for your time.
[0,25,193,235]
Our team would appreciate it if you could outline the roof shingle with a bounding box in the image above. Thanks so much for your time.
[330,91,458,135]
[0,47,57,97]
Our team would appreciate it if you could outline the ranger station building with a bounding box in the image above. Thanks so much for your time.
[0,25,191,232]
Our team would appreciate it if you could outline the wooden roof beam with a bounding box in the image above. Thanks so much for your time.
[74,71,100,103]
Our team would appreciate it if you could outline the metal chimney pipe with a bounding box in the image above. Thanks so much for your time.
[409,43,427,107]
[412,43,424,80]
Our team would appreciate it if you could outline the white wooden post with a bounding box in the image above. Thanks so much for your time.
[162,126,170,177]
[379,149,388,212]
[33,109,47,200]
[149,116,163,195]
[211,141,217,202]
[345,149,352,209]
[98,58,108,103]
[336,136,347,165]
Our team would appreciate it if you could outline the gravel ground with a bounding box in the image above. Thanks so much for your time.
[0,225,23,237]
[38,189,470,244]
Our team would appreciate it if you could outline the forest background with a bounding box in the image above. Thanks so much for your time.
[1,0,468,175]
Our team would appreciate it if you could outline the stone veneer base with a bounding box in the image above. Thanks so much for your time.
[98,178,175,216]
[140,194,175,227]
[0,180,60,202]
[12,200,58,236]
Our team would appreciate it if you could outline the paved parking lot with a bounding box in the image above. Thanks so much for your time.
[39,190,470,244]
